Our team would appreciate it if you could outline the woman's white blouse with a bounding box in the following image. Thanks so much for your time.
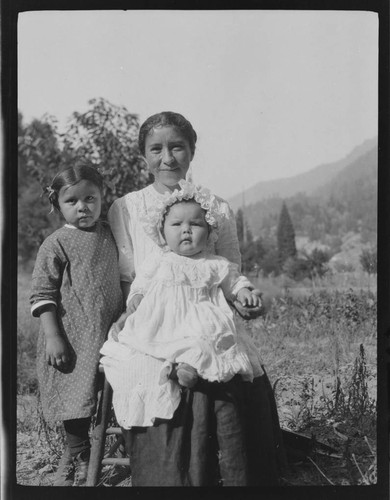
[107,184,242,284]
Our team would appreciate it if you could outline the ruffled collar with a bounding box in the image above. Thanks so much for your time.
[164,250,209,263]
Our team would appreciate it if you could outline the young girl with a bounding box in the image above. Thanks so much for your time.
[100,181,264,436]
[30,164,123,486]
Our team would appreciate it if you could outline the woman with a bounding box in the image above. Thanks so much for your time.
[107,111,285,486]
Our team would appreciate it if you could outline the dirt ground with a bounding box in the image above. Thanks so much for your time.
[16,383,376,488]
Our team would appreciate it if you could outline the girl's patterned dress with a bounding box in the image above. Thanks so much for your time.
[30,222,123,422]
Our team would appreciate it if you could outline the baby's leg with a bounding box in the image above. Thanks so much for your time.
[175,363,198,388]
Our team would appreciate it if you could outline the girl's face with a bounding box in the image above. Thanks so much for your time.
[58,180,101,229]
[143,126,194,192]
[163,201,209,257]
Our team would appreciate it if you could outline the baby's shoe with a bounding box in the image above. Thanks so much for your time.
[72,449,90,487]
[53,447,74,486]
[176,363,198,388]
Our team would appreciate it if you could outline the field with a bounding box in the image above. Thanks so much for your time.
[16,266,377,487]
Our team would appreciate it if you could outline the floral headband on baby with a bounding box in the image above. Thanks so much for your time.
[142,180,227,249]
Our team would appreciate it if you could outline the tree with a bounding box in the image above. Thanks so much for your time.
[18,114,64,263]
[18,113,63,187]
[241,239,265,274]
[360,248,377,275]
[260,246,280,277]
[283,257,311,281]
[307,248,330,278]
[18,98,152,264]
[277,202,297,265]
[283,248,330,282]
[236,208,257,272]
[62,98,152,212]
[235,208,244,243]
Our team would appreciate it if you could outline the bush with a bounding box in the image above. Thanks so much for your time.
[360,248,377,275]
[18,269,39,394]
[263,288,377,336]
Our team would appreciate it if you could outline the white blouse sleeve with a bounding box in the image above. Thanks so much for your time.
[218,260,252,302]
[214,198,242,271]
[108,198,135,283]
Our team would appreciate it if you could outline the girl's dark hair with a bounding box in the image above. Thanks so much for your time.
[138,111,197,156]
[46,163,103,211]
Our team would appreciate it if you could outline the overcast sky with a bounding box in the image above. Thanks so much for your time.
[18,10,378,200]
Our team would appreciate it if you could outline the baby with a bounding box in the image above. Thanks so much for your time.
[100,181,264,429]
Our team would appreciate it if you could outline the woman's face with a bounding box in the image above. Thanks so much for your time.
[143,126,194,191]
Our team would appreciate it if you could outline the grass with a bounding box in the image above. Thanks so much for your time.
[240,271,377,485]
[16,266,377,486]
[17,267,40,394]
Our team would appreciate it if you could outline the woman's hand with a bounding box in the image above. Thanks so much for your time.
[126,294,144,315]
[114,311,131,333]
[234,288,263,320]
[45,333,70,369]
[110,294,144,339]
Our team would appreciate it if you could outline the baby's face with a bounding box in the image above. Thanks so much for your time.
[163,201,209,257]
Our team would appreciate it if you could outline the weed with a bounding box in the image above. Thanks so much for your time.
[36,393,67,460]
[17,269,40,394]
[329,345,376,436]
[17,267,377,486]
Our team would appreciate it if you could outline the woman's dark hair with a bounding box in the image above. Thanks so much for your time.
[138,111,198,156]
[46,163,104,211]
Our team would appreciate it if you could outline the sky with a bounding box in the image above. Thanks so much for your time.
[18,10,378,200]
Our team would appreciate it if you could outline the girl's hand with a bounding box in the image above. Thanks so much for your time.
[126,294,144,315]
[45,334,70,369]
[234,288,263,319]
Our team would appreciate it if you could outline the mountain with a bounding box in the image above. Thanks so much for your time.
[314,146,377,201]
[239,137,378,252]
[228,137,378,211]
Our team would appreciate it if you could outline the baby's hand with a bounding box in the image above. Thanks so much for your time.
[45,334,69,369]
[234,288,263,319]
[176,363,198,389]
[237,288,261,308]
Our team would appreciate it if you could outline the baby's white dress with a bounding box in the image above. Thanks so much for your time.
[100,250,264,429]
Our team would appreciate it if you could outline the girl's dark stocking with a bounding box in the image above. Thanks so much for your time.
[63,417,91,458]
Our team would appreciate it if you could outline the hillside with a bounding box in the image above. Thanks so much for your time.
[240,138,378,254]
[228,137,377,211]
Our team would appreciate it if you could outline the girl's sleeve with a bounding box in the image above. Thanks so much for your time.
[214,199,242,271]
[126,254,161,307]
[30,239,63,317]
[107,198,135,284]
[218,259,253,302]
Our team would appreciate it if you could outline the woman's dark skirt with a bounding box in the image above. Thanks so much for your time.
[122,371,286,486]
